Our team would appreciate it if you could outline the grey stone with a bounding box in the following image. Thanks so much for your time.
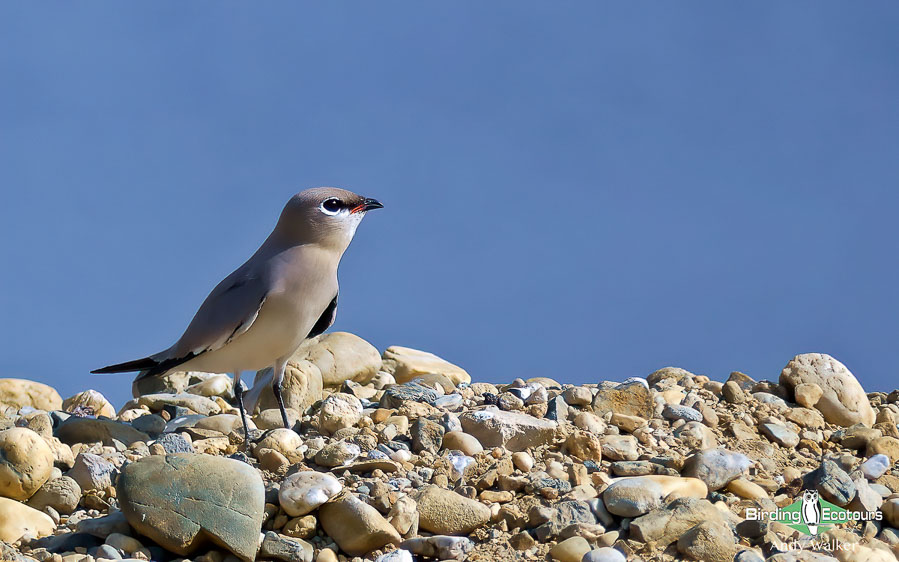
[154,432,195,454]
[76,511,131,538]
[760,423,800,447]
[401,536,473,560]
[411,418,444,454]
[117,453,265,561]
[55,417,150,447]
[259,531,313,562]
[681,449,750,491]
[806,460,856,507]
[380,383,439,409]
[662,404,703,423]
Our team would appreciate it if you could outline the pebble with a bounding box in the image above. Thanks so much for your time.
[67,453,116,493]
[662,404,703,423]
[318,493,401,556]
[548,536,590,562]
[0,427,54,500]
[27,475,82,515]
[441,431,483,455]
[861,454,891,479]
[582,548,627,562]
[0,497,56,542]
[401,536,473,560]
[318,393,363,435]
[681,449,750,491]
[279,471,343,517]
[602,478,663,517]
[414,485,491,535]
[459,407,557,451]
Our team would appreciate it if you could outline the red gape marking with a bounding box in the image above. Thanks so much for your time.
[350,204,366,214]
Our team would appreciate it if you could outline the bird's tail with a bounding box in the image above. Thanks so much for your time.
[91,357,159,374]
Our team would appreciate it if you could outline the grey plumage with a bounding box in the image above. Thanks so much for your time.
[93,187,382,443]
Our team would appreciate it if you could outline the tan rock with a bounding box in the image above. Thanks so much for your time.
[867,436,899,463]
[459,407,557,452]
[0,497,55,542]
[62,390,116,418]
[610,413,648,433]
[592,381,653,419]
[382,346,470,386]
[550,536,591,562]
[794,383,823,408]
[0,427,54,500]
[0,378,62,411]
[414,485,491,535]
[247,360,323,415]
[566,430,603,463]
[255,429,303,461]
[442,431,483,455]
[318,393,363,435]
[725,478,768,499]
[318,493,400,556]
[295,332,382,387]
[779,353,875,427]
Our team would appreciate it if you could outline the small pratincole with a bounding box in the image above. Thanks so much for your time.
[92,187,383,445]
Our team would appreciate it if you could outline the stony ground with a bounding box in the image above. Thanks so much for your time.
[1,333,898,562]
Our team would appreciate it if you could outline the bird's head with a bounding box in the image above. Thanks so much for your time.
[275,187,383,250]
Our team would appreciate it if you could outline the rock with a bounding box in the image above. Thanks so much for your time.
[674,421,717,450]
[294,332,382,387]
[256,428,303,460]
[62,390,116,418]
[155,432,195,454]
[136,393,221,416]
[27,476,81,514]
[68,453,116,492]
[259,531,314,562]
[807,460,856,507]
[380,383,439,409]
[75,511,130,538]
[117,453,265,561]
[246,360,323,415]
[193,413,250,435]
[609,413,647,433]
[255,408,301,431]
[314,440,360,467]
[375,550,413,562]
[0,497,55,542]
[721,381,746,404]
[725,478,768,500]
[861,454,891,480]
[318,393,364,435]
[562,386,593,407]
[794,383,824,408]
[582,548,627,562]
[760,423,800,447]
[318,493,401,556]
[401,536,473,560]
[591,381,653,419]
[630,497,726,545]
[532,500,596,541]
[512,451,534,472]
[0,427,54,500]
[0,378,62,411]
[55,417,150,447]
[131,413,167,435]
[779,353,875,427]
[279,471,343,517]
[662,404,703,423]
[441,431,483,455]
[866,436,899,463]
[414,485,491,535]
[676,520,737,562]
[681,449,750,491]
[600,435,638,461]
[566,430,603,462]
[647,367,692,386]
[411,417,444,453]
[387,495,419,537]
[785,407,826,429]
[602,478,663,517]
[185,373,233,397]
[381,345,470,386]
[459,407,557,452]
[549,536,590,562]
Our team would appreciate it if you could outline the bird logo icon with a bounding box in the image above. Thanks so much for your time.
[801,489,822,535]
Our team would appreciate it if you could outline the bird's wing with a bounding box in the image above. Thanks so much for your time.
[306,293,338,338]
[167,267,270,360]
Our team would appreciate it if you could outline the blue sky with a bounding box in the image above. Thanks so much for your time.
[1,3,897,408]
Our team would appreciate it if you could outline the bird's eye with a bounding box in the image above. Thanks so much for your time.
[320,198,342,215]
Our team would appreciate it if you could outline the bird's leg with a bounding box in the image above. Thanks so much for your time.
[272,357,291,429]
[233,371,251,449]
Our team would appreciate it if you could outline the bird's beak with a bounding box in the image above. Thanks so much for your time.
[350,198,384,214]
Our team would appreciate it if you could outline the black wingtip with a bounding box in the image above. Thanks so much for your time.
[91,357,158,374]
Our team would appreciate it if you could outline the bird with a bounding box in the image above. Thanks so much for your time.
[801,489,821,535]
[92,187,383,446]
